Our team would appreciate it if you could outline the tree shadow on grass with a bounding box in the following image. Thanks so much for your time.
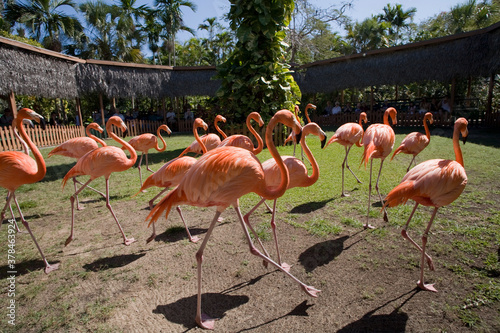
[298,235,349,272]
[82,252,146,272]
[290,197,336,214]
[153,292,250,330]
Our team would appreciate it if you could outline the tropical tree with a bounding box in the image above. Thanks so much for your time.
[215,0,300,123]
[155,0,196,66]
[3,0,83,52]
[198,17,222,65]
[345,16,391,53]
[377,3,417,45]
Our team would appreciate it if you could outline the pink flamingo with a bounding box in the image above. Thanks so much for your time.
[383,118,468,292]
[244,122,327,272]
[49,122,107,210]
[217,112,264,154]
[62,116,137,246]
[361,107,397,228]
[392,112,434,172]
[284,103,316,157]
[146,110,319,330]
[0,108,59,273]
[125,124,171,187]
[137,118,209,243]
[178,115,226,157]
[324,112,368,197]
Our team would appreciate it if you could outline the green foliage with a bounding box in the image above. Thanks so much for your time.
[214,0,301,123]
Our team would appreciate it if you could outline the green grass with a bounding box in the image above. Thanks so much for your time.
[1,126,499,331]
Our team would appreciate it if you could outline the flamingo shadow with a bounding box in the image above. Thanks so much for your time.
[299,236,349,272]
[0,259,61,279]
[153,292,249,330]
[154,226,207,243]
[82,252,146,272]
[290,198,336,214]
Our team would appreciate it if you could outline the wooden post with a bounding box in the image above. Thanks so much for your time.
[8,91,17,118]
[99,94,106,129]
[486,73,494,124]
[75,97,83,127]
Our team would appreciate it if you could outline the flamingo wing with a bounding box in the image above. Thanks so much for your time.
[49,137,99,159]
[218,135,254,151]
[0,152,38,190]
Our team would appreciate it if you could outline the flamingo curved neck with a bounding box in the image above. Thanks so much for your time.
[18,116,45,181]
[453,126,464,168]
[260,117,289,199]
[107,122,137,165]
[215,119,227,139]
[304,106,312,124]
[248,115,263,154]
[194,124,208,154]
[424,117,431,140]
[383,111,395,126]
[300,131,319,187]
[86,126,106,147]
[155,126,167,152]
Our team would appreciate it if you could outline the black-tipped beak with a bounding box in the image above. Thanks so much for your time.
[168,133,171,138]
[39,118,46,130]
[321,137,327,149]
[462,136,467,144]
[295,131,302,143]
[123,129,128,138]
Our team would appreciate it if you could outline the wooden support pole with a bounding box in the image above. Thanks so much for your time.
[75,97,83,127]
[99,94,105,130]
[8,91,17,118]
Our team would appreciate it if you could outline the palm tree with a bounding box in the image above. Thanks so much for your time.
[4,0,83,52]
[345,16,390,53]
[378,3,416,45]
[155,0,196,66]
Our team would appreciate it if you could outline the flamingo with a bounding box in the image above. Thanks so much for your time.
[146,110,319,330]
[392,112,434,172]
[284,103,316,158]
[324,112,368,197]
[49,122,107,210]
[62,116,137,246]
[0,108,59,273]
[137,118,209,243]
[383,118,468,292]
[243,122,327,272]
[217,112,264,154]
[125,124,171,187]
[361,107,397,228]
[178,114,226,157]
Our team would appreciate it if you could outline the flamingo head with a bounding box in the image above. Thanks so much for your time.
[160,124,172,137]
[302,123,327,148]
[249,112,264,127]
[386,107,398,125]
[424,112,434,124]
[18,108,46,130]
[194,118,208,132]
[455,117,468,144]
[107,116,128,137]
[275,109,302,143]
[306,103,317,111]
[360,112,368,124]
[88,122,104,133]
[215,115,226,124]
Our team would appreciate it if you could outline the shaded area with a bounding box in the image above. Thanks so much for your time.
[239,300,314,332]
[154,225,207,243]
[299,236,348,272]
[153,292,249,330]
[290,198,336,214]
[0,259,60,279]
[83,252,146,272]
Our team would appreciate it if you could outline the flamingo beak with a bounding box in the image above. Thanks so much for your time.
[462,136,467,144]
[123,129,128,138]
[39,117,46,130]
[295,131,302,143]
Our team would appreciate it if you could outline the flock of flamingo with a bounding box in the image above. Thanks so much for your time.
[0,105,468,329]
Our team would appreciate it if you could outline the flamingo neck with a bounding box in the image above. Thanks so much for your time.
[424,117,431,141]
[304,106,312,123]
[107,122,137,165]
[300,131,319,187]
[215,119,227,139]
[260,117,289,199]
[194,125,208,154]
[18,116,45,181]
[248,115,263,154]
[13,123,29,154]
[383,111,390,125]
[453,125,464,167]
[155,126,167,152]
[86,127,106,147]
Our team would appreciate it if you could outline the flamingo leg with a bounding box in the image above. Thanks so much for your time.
[270,199,290,272]
[365,159,375,229]
[73,177,84,210]
[401,202,434,270]
[407,156,416,172]
[195,210,222,330]
[145,153,154,172]
[176,206,200,243]
[417,207,439,292]
[235,205,320,297]
[149,187,170,210]
[243,198,272,264]
[2,193,24,233]
[74,177,106,199]
[12,192,59,273]
[137,153,144,187]
[345,146,362,184]
[146,218,157,244]
[375,159,389,222]
[67,178,93,246]
[103,177,136,246]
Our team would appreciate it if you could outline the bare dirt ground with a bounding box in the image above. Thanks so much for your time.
[2,192,499,333]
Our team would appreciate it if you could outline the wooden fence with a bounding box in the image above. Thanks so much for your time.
[0,119,290,152]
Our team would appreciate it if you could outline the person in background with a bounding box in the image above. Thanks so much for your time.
[343,102,353,114]
[184,107,194,121]
[407,101,417,114]
[49,112,60,126]
[324,101,333,115]
[331,101,342,115]
[112,107,125,121]
[0,108,13,126]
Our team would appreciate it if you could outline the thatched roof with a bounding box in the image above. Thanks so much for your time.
[294,22,500,94]
[1,21,499,100]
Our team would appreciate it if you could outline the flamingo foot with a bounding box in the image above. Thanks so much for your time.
[124,238,136,246]
[363,223,375,230]
[281,262,291,272]
[76,205,85,211]
[146,233,156,244]
[44,262,60,274]
[301,285,321,297]
[65,236,73,246]
[141,189,147,193]
[196,313,216,330]
[217,216,224,223]
[417,280,438,292]
[341,193,350,197]
[189,235,201,243]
